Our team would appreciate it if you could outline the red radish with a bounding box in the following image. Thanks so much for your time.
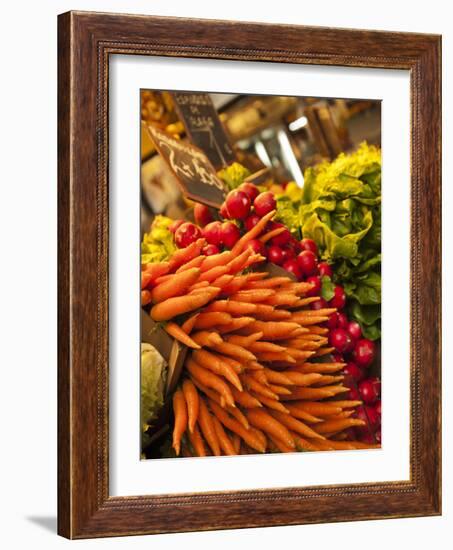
[174,222,202,248]
[270,223,292,246]
[318,262,333,278]
[282,258,303,280]
[169,219,184,234]
[253,192,276,216]
[328,328,352,353]
[194,203,213,226]
[288,237,302,253]
[202,221,223,246]
[219,202,230,219]
[244,213,260,232]
[220,221,241,249]
[358,431,376,444]
[347,320,362,341]
[358,377,381,404]
[225,190,251,219]
[305,275,321,297]
[327,312,339,329]
[330,285,346,309]
[347,385,361,401]
[268,245,285,266]
[280,246,295,263]
[343,362,365,382]
[297,250,318,276]
[203,244,220,256]
[238,182,259,202]
[374,400,382,417]
[310,298,328,311]
[300,238,318,255]
[337,312,348,329]
[365,405,380,429]
[332,352,344,363]
[352,338,376,368]
[247,239,267,259]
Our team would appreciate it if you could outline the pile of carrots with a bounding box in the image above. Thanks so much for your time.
[141,211,378,456]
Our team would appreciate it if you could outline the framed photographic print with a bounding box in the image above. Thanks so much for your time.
[58,11,441,538]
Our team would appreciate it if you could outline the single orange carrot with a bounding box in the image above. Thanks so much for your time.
[329,400,363,409]
[193,312,233,330]
[315,418,365,435]
[188,425,207,457]
[168,239,206,271]
[268,434,294,453]
[227,248,252,274]
[165,322,201,349]
[262,368,294,386]
[198,398,221,456]
[201,251,233,272]
[244,276,292,290]
[211,415,236,455]
[259,226,287,244]
[230,386,263,409]
[250,392,289,413]
[199,265,230,284]
[188,280,210,292]
[191,331,223,347]
[172,389,188,455]
[246,408,295,449]
[182,379,199,433]
[213,341,256,362]
[241,374,279,400]
[282,371,323,386]
[175,255,205,273]
[205,300,257,315]
[253,304,292,320]
[284,404,323,424]
[150,289,219,322]
[239,321,302,340]
[268,384,292,396]
[265,293,300,307]
[230,289,275,303]
[141,290,152,306]
[211,274,234,290]
[232,209,276,254]
[216,317,255,334]
[180,312,200,334]
[291,432,320,452]
[289,401,343,417]
[225,332,264,347]
[231,433,241,454]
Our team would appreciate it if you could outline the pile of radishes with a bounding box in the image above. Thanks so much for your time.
[169,182,381,444]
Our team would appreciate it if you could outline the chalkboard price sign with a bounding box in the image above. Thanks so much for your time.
[144,122,227,208]
[171,92,236,169]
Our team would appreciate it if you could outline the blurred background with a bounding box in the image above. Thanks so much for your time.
[140,91,381,232]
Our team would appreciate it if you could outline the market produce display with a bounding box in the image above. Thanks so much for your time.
[141,160,382,456]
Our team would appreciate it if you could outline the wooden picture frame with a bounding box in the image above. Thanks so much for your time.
[58,11,441,538]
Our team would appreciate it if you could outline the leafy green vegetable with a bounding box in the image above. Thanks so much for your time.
[321,276,336,301]
[217,162,251,191]
[141,343,167,432]
[141,215,176,264]
[279,143,382,339]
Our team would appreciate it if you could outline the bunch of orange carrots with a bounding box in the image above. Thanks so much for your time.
[141,211,378,456]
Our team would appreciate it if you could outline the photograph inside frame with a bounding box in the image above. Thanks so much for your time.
[140,90,382,459]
